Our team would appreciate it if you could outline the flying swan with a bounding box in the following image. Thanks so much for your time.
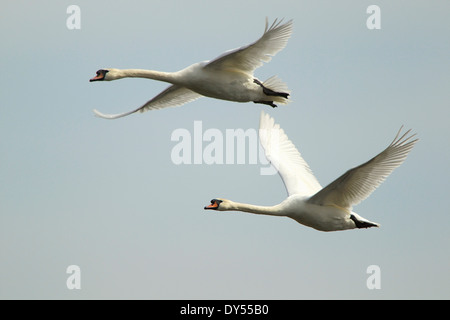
[90,18,292,119]
[205,111,418,232]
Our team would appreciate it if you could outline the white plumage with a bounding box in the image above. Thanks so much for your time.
[90,18,293,119]
[205,111,418,232]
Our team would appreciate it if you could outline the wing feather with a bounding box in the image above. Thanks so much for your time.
[259,111,322,197]
[308,127,418,209]
[205,18,293,74]
[93,85,202,119]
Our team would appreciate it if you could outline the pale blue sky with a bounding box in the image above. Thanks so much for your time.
[1,1,449,299]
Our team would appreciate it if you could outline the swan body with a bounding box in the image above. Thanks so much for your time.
[205,112,418,232]
[90,18,293,119]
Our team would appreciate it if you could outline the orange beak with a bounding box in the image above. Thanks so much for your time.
[90,74,103,82]
[204,199,220,210]
[90,69,108,82]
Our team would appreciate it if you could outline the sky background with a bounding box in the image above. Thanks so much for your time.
[1,1,449,299]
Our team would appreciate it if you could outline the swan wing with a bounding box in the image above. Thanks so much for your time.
[308,127,418,209]
[93,85,202,119]
[259,111,322,197]
[205,18,293,74]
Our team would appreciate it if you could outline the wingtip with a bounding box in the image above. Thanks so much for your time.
[264,17,293,33]
[92,109,108,119]
[92,109,120,120]
[259,110,271,127]
[259,110,281,138]
[92,108,139,120]
[391,125,419,147]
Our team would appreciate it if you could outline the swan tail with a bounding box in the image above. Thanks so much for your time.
[262,76,290,104]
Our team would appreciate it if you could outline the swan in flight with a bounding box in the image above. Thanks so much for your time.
[90,18,292,119]
[205,112,418,232]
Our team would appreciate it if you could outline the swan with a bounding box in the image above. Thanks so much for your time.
[90,18,292,119]
[204,112,418,232]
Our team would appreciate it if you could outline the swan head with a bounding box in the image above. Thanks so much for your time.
[90,68,121,82]
[204,198,227,211]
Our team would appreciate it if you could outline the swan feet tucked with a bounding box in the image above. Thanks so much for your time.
[253,100,278,108]
[349,215,379,229]
[253,78,290,98]
[252,79,289,108]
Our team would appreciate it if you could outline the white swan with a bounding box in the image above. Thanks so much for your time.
[204,112,418,232]
[90,18,292,119]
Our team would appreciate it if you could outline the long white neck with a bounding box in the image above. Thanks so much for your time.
[225,200,285,217]
[110,69,177,83]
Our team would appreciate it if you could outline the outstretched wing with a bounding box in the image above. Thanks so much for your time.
[93,85,202,119]
[259,111,322,197]
[308,127,418,209]
[204,18,293,75]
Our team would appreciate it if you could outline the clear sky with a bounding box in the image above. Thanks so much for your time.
[1,1,449,299]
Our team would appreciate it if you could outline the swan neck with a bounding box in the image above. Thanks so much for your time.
[115,69,175,82]
[229,201,283,216]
